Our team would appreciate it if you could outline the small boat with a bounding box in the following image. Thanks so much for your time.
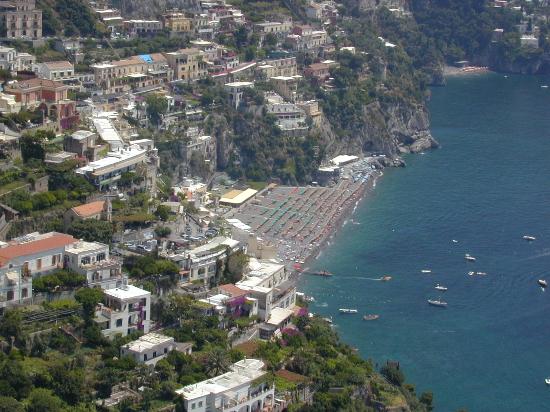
[452,239,458,243]
[363,314,380,321]
[310,270,332,277]
[339,308,358,314]
[541,85,549,89]
[539,279,547,288]
[523,235,536,241]
[428,298,447,308]
[545,377,550,385]
[465,254,476,262]
[468,271,475,276]
[421,269,432,274]
[435,284,448,291]
[380,275,392,281]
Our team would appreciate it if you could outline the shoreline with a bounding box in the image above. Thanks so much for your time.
[443,65,491,77]
[298,170,382,273]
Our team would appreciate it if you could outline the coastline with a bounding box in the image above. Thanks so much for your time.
[443,64,491,76]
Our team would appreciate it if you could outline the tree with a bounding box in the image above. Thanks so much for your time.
[68,220,113,244]
[224,250,249,283]
[155,226,171,238]
[146,94,168,126]
[27,388,66,412]
[203,347,230,377]
[0,396,24,412]
[0,309,22,341]
[155,205,171,222]
[75,288,104,319]
[380,363,405,386]
[20,131,47,162]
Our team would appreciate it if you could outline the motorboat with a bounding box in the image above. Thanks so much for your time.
[380,275,392,281]
[542,85,549,89]
[428,298,447,307]
[468,271,475,276]
[363,314,380,321]
[435,284,448,291]
[523,235,536,241]
[539,279,547,288]
[421,269,432,274]
[545,378,550,385]
[339,308,358,314]
[452,239,459,243]
[465,254,476,262]
[310,270,332,277]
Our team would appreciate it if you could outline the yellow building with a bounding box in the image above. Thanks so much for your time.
[162,12,193,34]
[164,48,207,81]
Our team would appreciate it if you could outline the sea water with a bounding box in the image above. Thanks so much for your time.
[301,73,550,411]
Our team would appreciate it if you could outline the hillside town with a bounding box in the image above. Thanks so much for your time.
[0,0,542,410]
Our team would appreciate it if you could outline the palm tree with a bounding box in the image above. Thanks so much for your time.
[204,347,230,377]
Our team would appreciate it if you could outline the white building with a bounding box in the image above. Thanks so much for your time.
[0,266,31,311]
[120,333,178,365]
[0,232,76,277]
[224,81,254,108]
[162,236,242,286]
[175,359,275,412]
[64,241,123,289]
[95,284,151,338]
[35,61,75,81]
[236,258,296,321]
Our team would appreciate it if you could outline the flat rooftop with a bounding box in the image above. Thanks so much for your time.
[123,333,173,352]
[104,284,150,300]
[65,240,106,254]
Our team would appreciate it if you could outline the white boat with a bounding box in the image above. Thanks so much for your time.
[539,279,547,288]
[339,308,358,314]
[545,378,550,385]
[435,284,448,291]
[452,239,458,243]
[428,298,447,308]
[523,235,536,241]
[465,254,476,262]
[541,85,549,89]
[468,271,475,276]
[421,269,432,273]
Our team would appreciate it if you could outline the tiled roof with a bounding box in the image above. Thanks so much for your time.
[0,233,75,263]
[219,283,247,297]
[41,61,73,70]
[70,200,105,218]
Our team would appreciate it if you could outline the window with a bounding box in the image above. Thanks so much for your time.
[164,347,168,354]
[144,354,147,361]
[116,319,122,327]
[198,401,203,407]
[191,403,196,410]
[153,351,157,358]
[81,256,91,265]
[22,288,28,298]
[97,253,105,262]
[36,258,41,270]
[6,290,14,301]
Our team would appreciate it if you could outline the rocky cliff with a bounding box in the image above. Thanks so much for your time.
[318,100,438,165]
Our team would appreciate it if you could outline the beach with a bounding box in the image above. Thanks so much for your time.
[226,157,382,269]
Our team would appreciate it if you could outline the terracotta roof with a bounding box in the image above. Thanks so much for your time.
[41,61,73,70]
[275,369,310,384]
[6,78,66,91]
[71,200,106,218]
[0,233,75,263]
[219,283,247,297]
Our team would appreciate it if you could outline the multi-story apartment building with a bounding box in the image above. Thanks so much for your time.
[257,57,297,79]
[123,20,163,38]
[34,60,75,81]
[3,78,79,130]
[236,258,296,322]
[164,48,207,82]
[95,283,151,338]
[162,12,193,35]
[91,53,173,94]
[175,359,275,412]
[0,266,31,311]
[0,0,42,39]
[0,232,75,277]
[161,236,242,287]
[286,25,328,51]
[64,240,123,289]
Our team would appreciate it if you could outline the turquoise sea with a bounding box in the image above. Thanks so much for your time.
[301,73,550,411]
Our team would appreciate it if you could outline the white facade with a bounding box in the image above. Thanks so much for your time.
[95,284,151,338]
[64,241,123,289]
[35,61,75,81]
[175,359,275,412]
[236,258,296,321]
[121,333,176,365]
[224,81,254,108]
[0,232,75,277]
[0,266,31,310]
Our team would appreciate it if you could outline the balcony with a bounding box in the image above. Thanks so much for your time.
[219,386,275,412]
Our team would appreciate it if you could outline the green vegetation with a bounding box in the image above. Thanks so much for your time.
[38,0,107,37]
[67,220,114,244]
[32,270,86,293]
[124,255,180,280]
